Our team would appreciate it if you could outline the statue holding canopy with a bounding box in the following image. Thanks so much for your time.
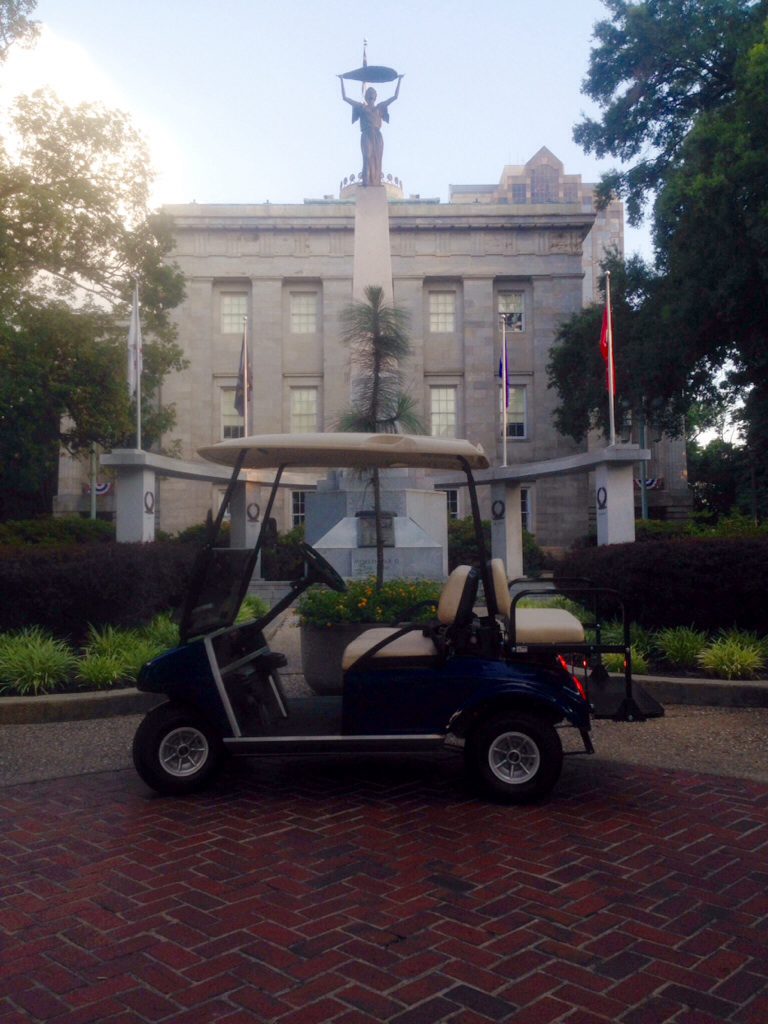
[339,63,403,187]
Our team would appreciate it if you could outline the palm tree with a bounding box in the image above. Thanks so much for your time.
[338,285,424,589]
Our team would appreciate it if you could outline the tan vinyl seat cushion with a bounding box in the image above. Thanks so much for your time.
[489,558,584,643]
[341,627,437,671]
[513,608,585,644]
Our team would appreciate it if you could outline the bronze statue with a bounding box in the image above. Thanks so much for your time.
[339,72,403,187]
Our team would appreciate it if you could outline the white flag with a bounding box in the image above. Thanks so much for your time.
[127,283,143,399]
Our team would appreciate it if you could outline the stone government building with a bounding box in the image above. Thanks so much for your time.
[56,147,690,549]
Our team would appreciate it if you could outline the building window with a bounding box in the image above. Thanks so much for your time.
[221,388,244,439]
[511,184,527,203]
[499,291,525,332]
[530,165,559,203]
[506,386,527,438]
[290,292,317,334]
[429,291,455,333]
[291,491,306,527]
[521,487,532,533]
[430,386,457,437]
[289,387,318,432]
[443,489,459,520]
[220,293,247,334]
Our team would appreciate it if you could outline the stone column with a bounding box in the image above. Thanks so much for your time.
[229,481,262,549]
[595,459,636,545]
[114,460,156,543]
[490,480,524,579]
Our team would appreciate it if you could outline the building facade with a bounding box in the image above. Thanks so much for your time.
[56,148,689,547]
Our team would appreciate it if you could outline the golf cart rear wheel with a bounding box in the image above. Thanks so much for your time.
[133,703,224,796]
[466,712,563,803]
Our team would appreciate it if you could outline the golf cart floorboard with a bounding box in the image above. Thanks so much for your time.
[236,695,343,737]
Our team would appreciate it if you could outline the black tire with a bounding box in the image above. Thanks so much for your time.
[465,712,563,803]
[132,703,224,796]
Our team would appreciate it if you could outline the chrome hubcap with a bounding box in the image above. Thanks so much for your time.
[159,726,209,777]
[488,731,540,784]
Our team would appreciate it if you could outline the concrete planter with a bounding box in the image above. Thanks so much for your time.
[300,622,374,695]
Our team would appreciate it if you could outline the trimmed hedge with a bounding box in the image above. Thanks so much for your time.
[556,536,768,632]
[0,517,115,545]
[0,542,196,641]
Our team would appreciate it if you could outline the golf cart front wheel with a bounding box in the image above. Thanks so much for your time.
[133,703,224,796]
[466,712,563,803]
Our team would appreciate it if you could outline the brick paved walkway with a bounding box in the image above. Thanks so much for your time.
[1,755,767,1023]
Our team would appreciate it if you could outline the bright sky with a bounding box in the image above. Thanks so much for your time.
[3,0,652,259]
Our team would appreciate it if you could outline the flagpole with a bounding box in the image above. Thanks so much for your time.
[242,316,249,436]
[501,314,509,468]
[605,271,616,447]
[135,295,142,451]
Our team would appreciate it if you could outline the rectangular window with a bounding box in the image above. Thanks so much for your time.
[443,489,459,520]
[429,291,455,333]
[506,386,527,439]
[521,487,532,533]
[289,387,318,432]
[511,184,527,203]
[290,292,317,334]
[499,291,525,332]
[220,293,247,334]
[291,491,306,527]
[221,388,244,439]
[430,386,457,437]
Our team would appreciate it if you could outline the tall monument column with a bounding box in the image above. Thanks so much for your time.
[352,187,393,303]
[338,61,403,302]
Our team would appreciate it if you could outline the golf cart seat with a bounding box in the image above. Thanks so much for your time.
[489,559,585,644]
[342,564,479,670]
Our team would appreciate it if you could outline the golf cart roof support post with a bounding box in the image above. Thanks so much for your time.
[211,447,248,543]
[460,456,499,619]
[248,462,286,572]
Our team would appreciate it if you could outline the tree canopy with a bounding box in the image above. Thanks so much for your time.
[0,5,186,518]
[575,0,767,223]
[560,0,768,518]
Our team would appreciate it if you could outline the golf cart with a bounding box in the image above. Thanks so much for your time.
[132,432,663,802]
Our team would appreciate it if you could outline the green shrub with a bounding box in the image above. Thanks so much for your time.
[261,525,305,581]
[654,626,709,669]
[139,612,180,651]
[447,516,546,576]
[76,653,126,689]
[606,647,651,679]
[603,646,650,675]
[556,537,768,632]
[297,577,441,628]
[0,517,115,546]
[0,627,78,695]
[697,630,766,679]
[0,542,196,640]
[79,625,160,683]
[236,595,270,622]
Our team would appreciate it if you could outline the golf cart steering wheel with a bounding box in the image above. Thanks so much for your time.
[300,542,347,593]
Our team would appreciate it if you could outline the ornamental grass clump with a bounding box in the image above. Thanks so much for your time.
[0,627,78,695]
[654,626,708,670]
[78,625,162,687]
[697,629,767,680]
[297,577,441,628]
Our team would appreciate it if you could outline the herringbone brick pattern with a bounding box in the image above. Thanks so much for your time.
[1,755,768,1022]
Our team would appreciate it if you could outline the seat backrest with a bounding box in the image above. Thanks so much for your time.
[489,558,512,618]
[437,565,479,626]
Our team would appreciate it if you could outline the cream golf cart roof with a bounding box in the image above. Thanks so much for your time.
[199,432,490,471]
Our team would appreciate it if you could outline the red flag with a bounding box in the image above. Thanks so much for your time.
[599,305,615,392]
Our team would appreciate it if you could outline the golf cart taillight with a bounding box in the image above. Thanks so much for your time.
[557,655,588,702]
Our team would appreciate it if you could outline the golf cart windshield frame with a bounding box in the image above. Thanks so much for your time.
[179,433,492,644]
